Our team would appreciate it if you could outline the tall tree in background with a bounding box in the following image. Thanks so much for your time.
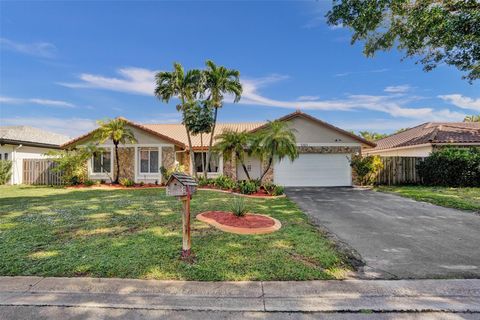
[203,60,243,178]
[464,115,480,122]
[155,63,203,177]
[94,118,137,184]
[183,101,214,174]
[326,0,480,82]
[358,131,388,142]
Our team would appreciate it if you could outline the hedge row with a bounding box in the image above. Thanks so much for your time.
[417,147,480,187]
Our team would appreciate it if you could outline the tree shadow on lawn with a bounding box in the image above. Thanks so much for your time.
[0,188,347,281]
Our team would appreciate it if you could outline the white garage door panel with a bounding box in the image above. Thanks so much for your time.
[274,154,351,187]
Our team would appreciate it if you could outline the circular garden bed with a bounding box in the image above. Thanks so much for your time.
[197,211,281,235]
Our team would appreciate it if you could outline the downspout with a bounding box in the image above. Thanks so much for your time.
[12,144,23,185]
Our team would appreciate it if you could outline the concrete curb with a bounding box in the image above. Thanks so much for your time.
[1,277,479,313]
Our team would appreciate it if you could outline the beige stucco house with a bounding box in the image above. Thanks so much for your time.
[62,111,374,187]
[363,122,480,157]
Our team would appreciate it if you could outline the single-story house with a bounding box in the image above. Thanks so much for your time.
[62,111,374,187]
[0,126,70,184]
[363,122,480,157]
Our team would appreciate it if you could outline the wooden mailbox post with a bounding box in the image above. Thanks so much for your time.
[166,172,197,259]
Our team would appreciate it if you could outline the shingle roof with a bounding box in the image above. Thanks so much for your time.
[143,122,266,149]
[0,126,70,147]
[370,122,480,151]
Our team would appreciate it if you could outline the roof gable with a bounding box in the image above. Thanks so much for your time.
[61,118,186,149]
[252,111,376,147]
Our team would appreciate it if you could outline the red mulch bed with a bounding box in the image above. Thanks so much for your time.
[201,211,275,228]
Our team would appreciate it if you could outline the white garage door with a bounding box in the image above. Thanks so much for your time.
[274,154,352,187]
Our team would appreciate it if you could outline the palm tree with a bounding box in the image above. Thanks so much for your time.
[154,63,203,177]
[464,115,480,122]
[252,121,298,181]
[203,60,242,178]
[94,118,137,184]
[215,130,253,180]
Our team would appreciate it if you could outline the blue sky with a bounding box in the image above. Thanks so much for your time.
[1,1,479,138]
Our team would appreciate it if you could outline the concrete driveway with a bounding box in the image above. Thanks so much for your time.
[285,187,480,279]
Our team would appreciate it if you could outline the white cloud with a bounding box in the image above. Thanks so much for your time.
[297,95,320,101]
[0,96,75,108]
[438,94,480,112]
[0,38,56,58]
[60,67,465,122]
[60,67,157,95]
[335,68,389,77]
[1,117,97,137]
[384,85,411,94]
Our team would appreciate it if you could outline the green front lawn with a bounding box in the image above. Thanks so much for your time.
[376,186,480,212]
[0,186,348,280]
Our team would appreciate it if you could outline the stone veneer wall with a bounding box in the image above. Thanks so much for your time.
[114,147,135,181]
[161,146,175,171]
[261,157,274,183]
[296,146,361,154]
[222,151,237,180]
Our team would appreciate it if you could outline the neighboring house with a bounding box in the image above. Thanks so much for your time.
[62,111,374,187]
[363,122,480,157]
[0,126,70,184]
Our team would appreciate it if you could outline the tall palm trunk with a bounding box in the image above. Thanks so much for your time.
[181,96,197,178]
[205,106,218,179]
[260,148,275,181]
[114,141,120,184]
[237,151,251,180]
[186,128,196,178]
[200,133,205,174]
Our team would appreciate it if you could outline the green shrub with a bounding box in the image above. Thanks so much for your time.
[272,185,284,196]
[197,176,214,187]
[349,155,383,186]
[0,160,12,185]
[262,182,285,196]
[418,147,480,187]
[160,164,187,183]
[84,179,95,186]
[236,180,258,194]
[139,181,145,186]
[213,175,235,190]
[119,178,135,187]
[229,197,248,217]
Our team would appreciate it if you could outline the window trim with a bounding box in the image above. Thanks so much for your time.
[193,151,223,174]
[138,147,160,174]
[89,148,113,177]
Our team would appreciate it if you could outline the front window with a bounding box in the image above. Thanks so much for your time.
[194,152,219,173]
[92,151,111,173]
[139,147,159,173]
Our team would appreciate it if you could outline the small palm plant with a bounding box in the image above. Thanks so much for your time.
[215,129,253,180]
[94,118,137,184]
[252,120,298,181]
